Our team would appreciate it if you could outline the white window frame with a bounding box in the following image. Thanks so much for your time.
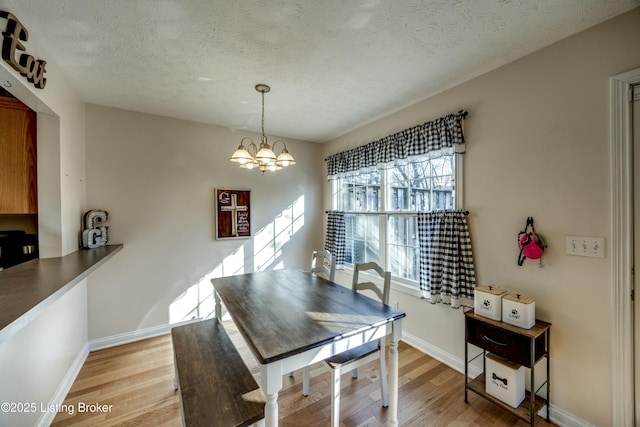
[330,151,464,297]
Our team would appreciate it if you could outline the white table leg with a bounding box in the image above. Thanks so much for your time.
[264,392,278,427]
[330,369,341,427]
[388,319,402,426]
[261,362,283,427]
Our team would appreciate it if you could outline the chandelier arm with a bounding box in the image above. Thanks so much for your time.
[271,140,288,151]
[240,138,259,156]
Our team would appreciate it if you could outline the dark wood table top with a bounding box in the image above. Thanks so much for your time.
[213,269,406,364]
[0,244,123,344]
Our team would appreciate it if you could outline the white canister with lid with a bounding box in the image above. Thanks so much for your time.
[474,285,508,321]
[502,293,536,329]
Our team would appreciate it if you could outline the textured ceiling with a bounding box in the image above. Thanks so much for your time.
[1,0,638,142]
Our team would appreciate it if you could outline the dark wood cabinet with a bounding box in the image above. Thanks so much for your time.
[464,309,551,426]
[0,97,37,214]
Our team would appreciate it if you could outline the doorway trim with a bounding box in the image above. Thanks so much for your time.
[611,67,640,426]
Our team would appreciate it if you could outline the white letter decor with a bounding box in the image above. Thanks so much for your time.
[82,209,109,249]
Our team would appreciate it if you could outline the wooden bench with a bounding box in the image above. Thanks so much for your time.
[171,318,265,427]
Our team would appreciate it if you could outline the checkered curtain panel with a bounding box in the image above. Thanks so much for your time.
[418,210,476,308]
[325,211,346,265]
[326,110,467,176]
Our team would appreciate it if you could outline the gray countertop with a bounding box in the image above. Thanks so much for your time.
[0,244,123,344]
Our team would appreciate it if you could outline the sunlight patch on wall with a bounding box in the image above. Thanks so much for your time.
[254,195,304,271]
[169,246,245,323]
[168,279,215,323]
[169,195,305,323]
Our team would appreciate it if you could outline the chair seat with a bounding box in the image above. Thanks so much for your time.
[325,341,379,369]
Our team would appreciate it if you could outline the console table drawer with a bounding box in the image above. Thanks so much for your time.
[467,316,545,367]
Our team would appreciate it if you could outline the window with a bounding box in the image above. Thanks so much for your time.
[331,149,459,288]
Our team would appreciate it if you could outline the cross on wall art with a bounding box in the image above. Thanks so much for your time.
[215,189,251,239]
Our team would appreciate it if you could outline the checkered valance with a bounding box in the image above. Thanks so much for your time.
[326,110,468,177]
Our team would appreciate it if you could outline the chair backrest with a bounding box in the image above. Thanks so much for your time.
[351,262,391,305]
[310,250,336,282]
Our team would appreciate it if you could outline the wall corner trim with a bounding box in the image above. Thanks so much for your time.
[610,67,640,427]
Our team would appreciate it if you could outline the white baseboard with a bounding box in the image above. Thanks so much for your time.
[36,342,90,427]
[89,318,202,351]
[400,331,593,427]
[543,406,596,427]
[401,330,482,378]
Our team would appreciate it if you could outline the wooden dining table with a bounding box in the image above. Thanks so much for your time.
[212,268,406,427]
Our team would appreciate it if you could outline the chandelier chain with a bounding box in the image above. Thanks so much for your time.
[261,91,266,141]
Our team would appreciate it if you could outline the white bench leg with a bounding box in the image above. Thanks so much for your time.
[215,291,222,320]
[172,352,179,391]
[302,366,310,396]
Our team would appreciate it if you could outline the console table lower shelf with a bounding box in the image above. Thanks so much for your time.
[466,373,547,423]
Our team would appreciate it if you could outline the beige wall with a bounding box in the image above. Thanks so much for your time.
[84,105,324,340]
[323,8,640,426]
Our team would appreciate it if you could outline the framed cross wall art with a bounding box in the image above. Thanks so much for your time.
[215,189,251,239]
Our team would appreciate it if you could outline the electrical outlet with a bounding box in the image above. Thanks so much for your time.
[565,236,605,258]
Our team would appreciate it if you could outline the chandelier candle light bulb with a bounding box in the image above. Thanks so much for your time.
[230,84,295,174]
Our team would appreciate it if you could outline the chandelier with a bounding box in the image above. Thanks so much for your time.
[230,84,295,173]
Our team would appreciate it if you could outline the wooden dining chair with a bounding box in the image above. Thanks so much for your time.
[310,249,336,282]
[322,261,391,427]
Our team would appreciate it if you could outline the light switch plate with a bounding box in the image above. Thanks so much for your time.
[565,236,605,258]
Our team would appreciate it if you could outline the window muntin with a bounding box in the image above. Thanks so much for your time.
[333,148,456,285]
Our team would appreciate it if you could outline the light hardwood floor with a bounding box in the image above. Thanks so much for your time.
[51,321,555,426]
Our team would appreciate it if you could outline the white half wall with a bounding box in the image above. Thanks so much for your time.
[0,282,88,427]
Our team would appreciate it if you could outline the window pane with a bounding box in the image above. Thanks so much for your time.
[337,171,380,212]
[388,215,419,281]
[355,185,367,211]
[367,186,380,211]
[387,151,454,213]
[340,182,353,211]
[345,214,379,265]
[389,215,408,245]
